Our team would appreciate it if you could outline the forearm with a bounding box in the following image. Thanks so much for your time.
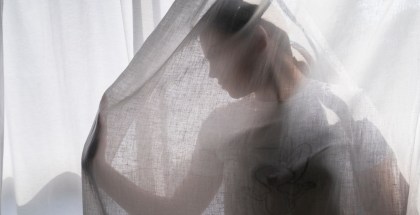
[92,159,222,215]
[92,159,173,215]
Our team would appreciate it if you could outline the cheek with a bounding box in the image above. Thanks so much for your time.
[231,54,254,82]
[211,54,238,76]
[210,49,255,89]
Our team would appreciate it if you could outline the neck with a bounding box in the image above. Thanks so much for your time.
[254,62,305,103]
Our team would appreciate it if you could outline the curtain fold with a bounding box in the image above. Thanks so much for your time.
[0,0,418,214]
[1,0,172,214]
[82,0,420,214]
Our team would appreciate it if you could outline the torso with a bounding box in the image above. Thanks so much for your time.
[203,80,361,214]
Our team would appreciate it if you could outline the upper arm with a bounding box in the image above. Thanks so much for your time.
[351,119,408,214]
[354,155,408,215]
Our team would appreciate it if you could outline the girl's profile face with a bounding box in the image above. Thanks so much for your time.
[200,30,263,99]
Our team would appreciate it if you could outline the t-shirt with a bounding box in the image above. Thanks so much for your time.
[191,80,407,214]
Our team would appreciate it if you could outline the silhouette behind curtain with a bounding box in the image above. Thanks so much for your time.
[82,0,417,214]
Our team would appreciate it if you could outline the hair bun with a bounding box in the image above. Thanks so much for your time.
[206,0,258,34]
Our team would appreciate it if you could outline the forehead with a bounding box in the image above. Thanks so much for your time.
[199,30,231,55]
[200,30,227,46]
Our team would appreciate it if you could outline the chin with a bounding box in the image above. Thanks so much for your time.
[229,93,241,99]
[222,84,251,99]
[226,89,247,99]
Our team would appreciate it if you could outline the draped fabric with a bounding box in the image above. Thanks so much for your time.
[0,0,4,210]
[1,0,172,214]
[82,0,419,214]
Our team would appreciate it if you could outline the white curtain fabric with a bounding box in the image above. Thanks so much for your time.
[82,0,420,214]
[0,0,418,214]
[0,0,172,214]
[0,0,4,210]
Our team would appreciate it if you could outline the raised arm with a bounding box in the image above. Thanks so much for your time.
[89,118,224,215]
[92,155,222,215]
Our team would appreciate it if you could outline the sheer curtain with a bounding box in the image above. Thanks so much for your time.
[82,0,419,214]
[0,0,173,214]
[0,0,418,214]
[0,0,4,210]
[299,1,420,212]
